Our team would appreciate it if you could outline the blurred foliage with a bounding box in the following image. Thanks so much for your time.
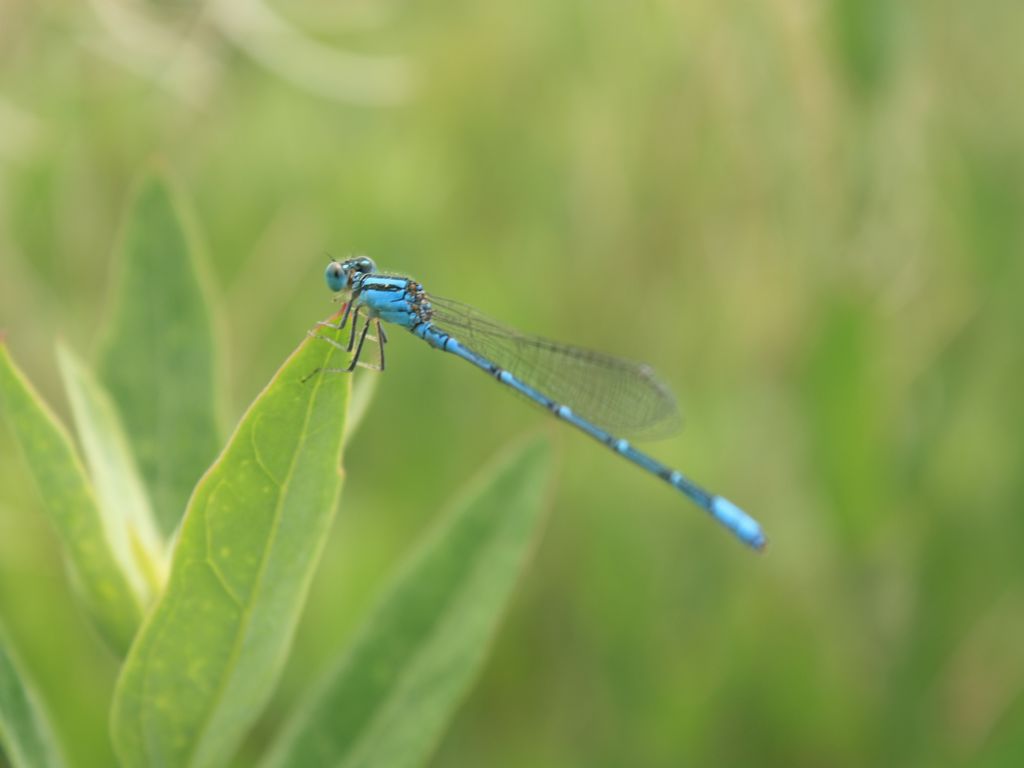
[1,0,1023,766]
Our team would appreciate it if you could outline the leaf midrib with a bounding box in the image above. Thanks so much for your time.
[176,347,333,768]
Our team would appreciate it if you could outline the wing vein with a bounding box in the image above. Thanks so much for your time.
[427,295,681,440]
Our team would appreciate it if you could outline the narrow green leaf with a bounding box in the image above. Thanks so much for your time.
[0,343,145,654]
[57,343,167,604]
[0,625,67,768]
[829,0,897,99]
[96,167,221,537]
[110,321,352,768]
[263,436,553,768]
[343,371,379,448]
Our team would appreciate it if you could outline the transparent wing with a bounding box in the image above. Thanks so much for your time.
[428,295,682,440]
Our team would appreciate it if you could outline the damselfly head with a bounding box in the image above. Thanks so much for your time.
[325,256,377,292]
[325,261,348,292]
[348,256,377,274]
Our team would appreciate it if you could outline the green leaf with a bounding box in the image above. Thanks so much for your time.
[343,371,379,448]
[0,625,68,768]
[803,296,884,548]
[0,342,146,654]
[829,0,898,99]
[57,343,167,604]
[110,320,352,768]
[96,167,222,537]
[262,435,553,768]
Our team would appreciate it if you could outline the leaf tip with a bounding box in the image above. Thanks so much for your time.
[53,338,79,381]
[140,153,174,181]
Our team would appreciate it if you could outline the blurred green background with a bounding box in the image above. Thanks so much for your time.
[2,0,1023,766]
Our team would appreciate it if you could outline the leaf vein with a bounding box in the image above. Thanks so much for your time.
[180,343,334,766]
[249,415,284,488]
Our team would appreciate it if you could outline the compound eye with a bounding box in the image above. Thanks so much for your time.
[325,261,348,292]
[355,257,376,274]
